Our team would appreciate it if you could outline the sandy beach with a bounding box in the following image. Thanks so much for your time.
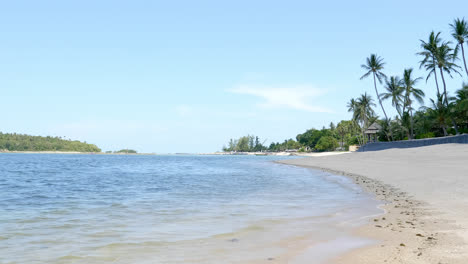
[278,144,468,263]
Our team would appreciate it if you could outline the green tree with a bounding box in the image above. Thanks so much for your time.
[434,42,462,133]
[350,93,376,145]
[450,18,468,77]
[360,54,390,132]
[336,121,348,149]
[315,136,339,152]
[402,68,424,139]
[418,31,443,96]
[381,76,404,118]
[425,95,450,136]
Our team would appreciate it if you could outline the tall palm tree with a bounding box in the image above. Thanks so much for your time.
[434,42,462,134]
[434,42,462,105]
[450,18,468,77]
[360,54,389,122]
[381,76,404,119]
[418,31,442,96]
[402,68,424,139]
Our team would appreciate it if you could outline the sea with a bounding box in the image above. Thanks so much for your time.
[0,154,382,264]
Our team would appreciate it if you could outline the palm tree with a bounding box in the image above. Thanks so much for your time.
[450,18,468,77]
[381,76,404,119]
[360,54,389,122]
[347,98,357,113]
[434,42,462,105]
[418,31,442,96]
[353,93,376,144]
[402,68,424,139]
[425,95,450,136]
[454,83,468,128]
[434,42,462,134]
[347,98,364,145]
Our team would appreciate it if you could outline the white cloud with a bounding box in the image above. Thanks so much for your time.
[229,84,332,113]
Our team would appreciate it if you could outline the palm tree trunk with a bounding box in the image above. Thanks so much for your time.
[461,44,468,77]
[432,56,441,97]
[373,73,392,141]
[439,68,460,135]
[442,125,448,137]
[439,67,449,105]
[373,73,389,120]
[410,109,414,140]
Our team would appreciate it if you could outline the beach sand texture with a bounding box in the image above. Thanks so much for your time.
[279,144,468,263]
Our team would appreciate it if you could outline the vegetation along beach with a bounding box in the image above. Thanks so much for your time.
[1,2,468,264]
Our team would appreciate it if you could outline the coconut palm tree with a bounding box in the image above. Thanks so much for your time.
[450,18,468,77]
[353,93,376,144]
[434,42,462,104]
[360,54,389,122]
[402,68,424,139]
[418,31,442,96]
[381,76,404,119]
[347,98,357,113]
[425,95,450,136]
[454,83,468,128]
[347,98,364,145]
[434,42,462,134]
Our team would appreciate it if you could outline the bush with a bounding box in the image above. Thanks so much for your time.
[415,132,436,139]
[315,136,339,152]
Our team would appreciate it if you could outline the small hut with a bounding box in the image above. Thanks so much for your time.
[364,122,382,143]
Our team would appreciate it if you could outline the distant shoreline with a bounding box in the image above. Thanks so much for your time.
[0,150,350,156]
[0,151,157,155]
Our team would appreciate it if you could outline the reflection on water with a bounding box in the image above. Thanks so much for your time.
[0,154,381,263]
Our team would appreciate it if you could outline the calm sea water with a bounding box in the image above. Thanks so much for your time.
[0,154,381,264]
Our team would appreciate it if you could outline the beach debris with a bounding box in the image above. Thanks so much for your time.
[400,243,406,247]
[267,257,275,261]
[228,238,239,242]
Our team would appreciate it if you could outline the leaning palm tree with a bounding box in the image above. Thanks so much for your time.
[450,18,468,77]
[402,68,424,139]
[418,31,443,96]
[434,42,462,105]
[434,42,462,134]
[381,76,404,119]
[360,54,389,122]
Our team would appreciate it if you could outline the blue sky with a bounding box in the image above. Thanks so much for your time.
[1,0,467,153]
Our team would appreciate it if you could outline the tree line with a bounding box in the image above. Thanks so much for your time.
[222,122,358,152]
[223,18,468,152]
[351,18,468,143]
[0,133,101,152]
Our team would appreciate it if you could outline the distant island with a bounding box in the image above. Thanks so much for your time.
[0,133,101,152]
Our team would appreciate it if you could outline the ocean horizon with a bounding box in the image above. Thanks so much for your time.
[0,154,382,263]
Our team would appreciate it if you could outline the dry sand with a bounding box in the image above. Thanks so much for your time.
[278,144,468,264]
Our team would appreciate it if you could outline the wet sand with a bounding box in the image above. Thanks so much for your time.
[278,144,468,263]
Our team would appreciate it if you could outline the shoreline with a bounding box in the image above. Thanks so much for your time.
[278,144,468,263]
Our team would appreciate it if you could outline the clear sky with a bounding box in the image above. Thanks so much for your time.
[1,0,467,153]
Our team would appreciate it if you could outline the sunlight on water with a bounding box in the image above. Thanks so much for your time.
[0,154,381,263]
